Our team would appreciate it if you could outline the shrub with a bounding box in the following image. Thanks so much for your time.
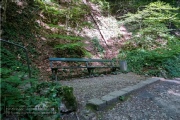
[119,1,180,78]
[54,42,89,58]
[119,1,179,50]
[1,67,77,119]
[163,55,180,78]
[126,46,180,77]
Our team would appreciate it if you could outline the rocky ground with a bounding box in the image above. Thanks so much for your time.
[60,73,180,120]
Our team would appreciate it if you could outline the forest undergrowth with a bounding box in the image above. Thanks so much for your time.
[1,0,180,119]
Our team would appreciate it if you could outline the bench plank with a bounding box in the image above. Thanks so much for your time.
[49,58,116,62]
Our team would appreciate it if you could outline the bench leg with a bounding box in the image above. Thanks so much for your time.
[52,68,58,81]
[111,68,116,72]
[87,68,94,76]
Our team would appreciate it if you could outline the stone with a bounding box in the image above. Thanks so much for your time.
[108,90,128,98]
[120,78,160,94]
[79,109,96,120]
[121,83,145,93]
[101,95,118,105]
[60,103,69,113]
[100,74,105,77]
[86,98,106,110]
[94,74,99,77]
[141,78,160,85]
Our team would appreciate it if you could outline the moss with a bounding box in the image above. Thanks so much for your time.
[61,86,78,111]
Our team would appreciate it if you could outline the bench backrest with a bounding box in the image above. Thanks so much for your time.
[49,58,116,62]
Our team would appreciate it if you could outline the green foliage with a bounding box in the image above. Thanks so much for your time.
[118,50,127,60]
[37,0,93,58]
[108,0,148,15]
[118,1,180,78]
[120,1,179,50]
[2,1,38,43]
[126,44,180,77]
[36,0,91,29]
[0,45,28,72]
[47,34,91,57]
[54,42,91,58]
[48,34,84,41]
[119,96,125,101]
[90,0,110,14]
[92,37,104,53]
[1,66,77,119]
[121,1,178,25]
[1,40,77,119]
[55,42,83,49]
[60,86,77,111]
[163,55,180,78]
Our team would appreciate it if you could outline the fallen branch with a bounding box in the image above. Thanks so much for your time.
[90,13,110,49]
[82,0,109,49]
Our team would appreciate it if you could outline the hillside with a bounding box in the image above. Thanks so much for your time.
[1,0,180,79]
[36,1,134,79]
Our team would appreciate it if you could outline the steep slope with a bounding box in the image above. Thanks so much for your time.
[80,1,132,59]
[34,1,132,80]
[1,0,132,80]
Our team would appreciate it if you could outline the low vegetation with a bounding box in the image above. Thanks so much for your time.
[119,1,180,78]
[1,0,179,119]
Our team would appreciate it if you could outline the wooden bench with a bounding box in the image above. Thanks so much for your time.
[49,58,120,81]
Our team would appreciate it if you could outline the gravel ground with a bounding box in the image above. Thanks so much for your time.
[60,72,146,108]
[60,73,180,120]
[97,79,180,120]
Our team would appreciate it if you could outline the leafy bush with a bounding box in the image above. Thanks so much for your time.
[1,67,77,119]
[2,1,38,43]
[54,42,89,58]
[36,0,91,29]
[0,43,77,119]
[48,34,84,41]
[163,55,180,78]
[47,34,92,57]
[90,0,110,15]
[120,1,179,50]
[118,1,180,78]
[0,45,29,72]
[126,45,180,77]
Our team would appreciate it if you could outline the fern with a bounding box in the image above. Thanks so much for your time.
[54,42,91,58]
[92,37,104,53]
[54,42,83,49]
[47,34,84,41]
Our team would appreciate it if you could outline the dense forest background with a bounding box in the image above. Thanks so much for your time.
[1,0,180,119]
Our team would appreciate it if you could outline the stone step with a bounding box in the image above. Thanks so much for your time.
[86,77,160,111]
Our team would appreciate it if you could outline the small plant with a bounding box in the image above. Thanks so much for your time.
[47,34,84,41]
[92,37,104,53]
[90,0,110,13]
[54,42,90,58]
[118,50,127,60]
[119,96,125,101]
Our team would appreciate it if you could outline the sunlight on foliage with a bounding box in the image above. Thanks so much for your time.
[119,1,179,50]
[119,1,180,77]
